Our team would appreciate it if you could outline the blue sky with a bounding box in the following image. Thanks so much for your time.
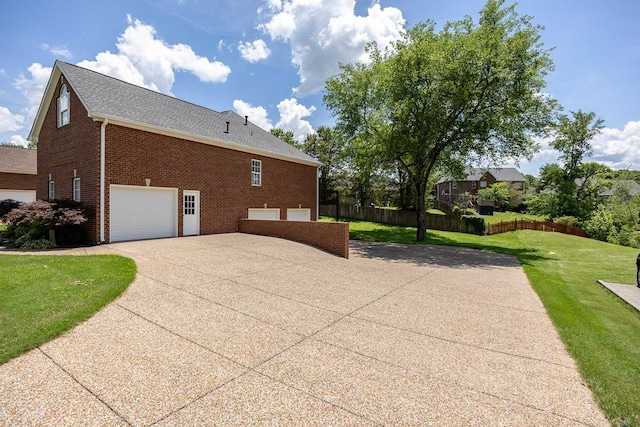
[1,0,639,175]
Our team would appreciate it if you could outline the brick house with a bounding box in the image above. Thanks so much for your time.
[436,167,525,203]
[0,145,37,203]
[28,61,321,243]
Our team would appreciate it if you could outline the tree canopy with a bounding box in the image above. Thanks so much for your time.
[324,0,557,241]
[527,110,605,220]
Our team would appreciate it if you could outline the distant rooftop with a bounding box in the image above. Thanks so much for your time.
[437,167,525,184]
[0,146,37,174]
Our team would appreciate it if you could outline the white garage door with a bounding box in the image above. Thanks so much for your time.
[0,189,36,203]
[110,185,178,242]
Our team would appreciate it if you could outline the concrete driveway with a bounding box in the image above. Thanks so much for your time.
[0,234,608,426]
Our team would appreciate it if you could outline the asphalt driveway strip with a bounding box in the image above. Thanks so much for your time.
[0,234,609,426]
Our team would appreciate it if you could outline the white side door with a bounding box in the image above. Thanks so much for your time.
[183,190,200,236]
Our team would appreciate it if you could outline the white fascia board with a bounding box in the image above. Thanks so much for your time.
[91,114,322,168]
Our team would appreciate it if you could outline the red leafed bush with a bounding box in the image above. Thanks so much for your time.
[2,200,87,247]
[4,200,86,228]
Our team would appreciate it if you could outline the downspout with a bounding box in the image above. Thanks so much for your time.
[316,166,320,221]
[100,118,108,243]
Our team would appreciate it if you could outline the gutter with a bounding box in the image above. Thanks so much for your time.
[100,118,108,243]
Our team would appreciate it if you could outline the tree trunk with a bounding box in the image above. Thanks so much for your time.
[416,184,427,242]
[48,228,56,244]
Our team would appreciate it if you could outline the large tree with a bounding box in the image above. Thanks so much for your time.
[301,126,345,192]
[527,111,605,220]
[324,0,556,241]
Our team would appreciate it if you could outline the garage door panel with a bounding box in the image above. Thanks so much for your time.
[0,190,36,203]
[110,185,177,242]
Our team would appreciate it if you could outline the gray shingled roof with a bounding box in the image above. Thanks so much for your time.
[54,61,319,165]
[599,180,640,197]
[437,167,525,184]
[0,146,37,174]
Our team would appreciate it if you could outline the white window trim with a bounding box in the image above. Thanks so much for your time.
[73,177,81,202]
[471,181,477,189]
[57,85,70,127]
[480,180,488,188]
[251,159,262,186]
[48,181,55,200]
[452,181,457,190]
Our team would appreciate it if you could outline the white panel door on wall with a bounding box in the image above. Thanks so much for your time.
[110,185,178,242]
[183,190,200,236]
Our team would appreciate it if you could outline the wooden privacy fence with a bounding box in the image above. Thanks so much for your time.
[320,204,589,238]
[320,204,482,235]
[486,219,588,237]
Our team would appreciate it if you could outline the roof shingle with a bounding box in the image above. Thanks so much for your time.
[37,61,318,166]
[0,146,37,174]
[437,167,525,184]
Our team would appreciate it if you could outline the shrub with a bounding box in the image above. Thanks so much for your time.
[18,238,56,250]
[462,214,487,235]
[2,200,87,247]
[585,209,615,242]
[555,216,577,227]
[0,199,22,218]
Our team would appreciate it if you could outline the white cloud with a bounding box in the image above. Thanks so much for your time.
[0,106,25,133]
[258,0,405,95]
[233,99,273,131]
[233,97,315,140]
[238,39,271,63]
[41,43,73,59]
[13,63,52,122]
[508,121,640,175]
[275,97,315,141]
[78,16,231,95]
[590,120,640,169]
[10,134,29,147]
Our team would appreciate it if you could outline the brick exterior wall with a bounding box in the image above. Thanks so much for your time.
[0,172,37,190]
[103,124,318,242]
[36,74,318,243]
[238,219,349,258]
[36,76,101,240]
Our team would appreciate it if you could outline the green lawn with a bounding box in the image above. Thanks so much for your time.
[0,254,136,364]
[481,210,546,224]
[345,218,640,427]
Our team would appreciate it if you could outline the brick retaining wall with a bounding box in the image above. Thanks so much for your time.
[238,219,349,258]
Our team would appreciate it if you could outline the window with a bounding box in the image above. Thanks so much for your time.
[251,159,262,186]
[452,182,457,190]
[48,181,55,200]
[57,85,70,127]
[184,193,195,215]
[480,180,488,188]
[73,177,81,202]
[471,181,477,190]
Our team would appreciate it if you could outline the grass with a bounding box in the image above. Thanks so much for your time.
[343,218,640,427]
[0,254,137,365]
[480,210,546,224]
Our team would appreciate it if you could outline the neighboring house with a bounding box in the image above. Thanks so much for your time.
[575,178,640,198]
[28,61,321,243]
[0,145,37,203]
[436,167,525,202]
[599,180,640,197]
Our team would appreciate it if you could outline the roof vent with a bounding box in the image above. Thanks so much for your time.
[224,121,230,133]
[244,116,248,125]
